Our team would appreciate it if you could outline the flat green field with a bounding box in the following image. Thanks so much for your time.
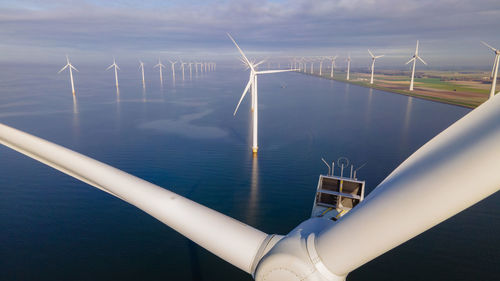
[299,69,497,108]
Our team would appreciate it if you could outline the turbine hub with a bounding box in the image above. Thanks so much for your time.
[254,219,347,281]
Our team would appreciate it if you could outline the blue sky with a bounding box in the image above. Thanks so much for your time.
[1,0,499,68]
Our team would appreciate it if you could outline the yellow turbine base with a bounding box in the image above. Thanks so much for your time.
[252,147,258,154]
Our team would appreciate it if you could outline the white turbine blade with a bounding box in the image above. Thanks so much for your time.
[116,64,120,70]
[417,56,428,65]
[256,69,297,74]
[368,49,374,58]
[154,63,160,68]
[375,55,385,59]
[481,41,497,52]
[315,94,500,276]
[106,64,114,71]
[70,64,79,72]
[58,64,69,73]
[0,122,269,274]
[227,33,254,71]
[254,60,266,68]
[405,57,416,65]
[234,76,253,116]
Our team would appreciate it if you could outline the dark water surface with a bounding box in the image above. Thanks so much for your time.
[0,63,498,280]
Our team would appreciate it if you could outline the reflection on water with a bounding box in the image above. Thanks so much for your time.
[403,96,413,131]
[246,154,259,225]
[72,95,79,115]
[365,88,374,127]
[399,96,414,153]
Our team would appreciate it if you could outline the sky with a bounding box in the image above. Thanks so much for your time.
[1,0,499,68]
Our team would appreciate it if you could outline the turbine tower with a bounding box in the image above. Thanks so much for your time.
[180,61,187,80]
[106,57,120,90]
[58,55,78,96]
[154,58,166,86]
[168,60,177,81]
[346,54,351,80]
[330,56,337,78]
[318,57,324,76]
[406,40,427,91]
[139,60,146,88]
[481,41,500,99]
[368,50,384,84]
[228,33,297,154]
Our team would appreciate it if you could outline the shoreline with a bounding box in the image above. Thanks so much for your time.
[296,71,485,109]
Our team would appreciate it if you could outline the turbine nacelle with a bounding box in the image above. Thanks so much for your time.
[154,58,165,69]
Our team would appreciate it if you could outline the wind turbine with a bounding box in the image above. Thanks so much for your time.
[1,90,499,281]
[189,62,193,78]
[168,60,177,81]
[180,61,187,80]
[406,41,427,91]
[139,60,146,88]
[481,41,500,99]
[318,57,324,76]
[346,54,351,80]
[330,56,337,78]
[106,57,120,90]
[228,33,297,154]
[368,50,384,84]
[58,55,78,96]
[154,58,166,86]
[310,60,314,74]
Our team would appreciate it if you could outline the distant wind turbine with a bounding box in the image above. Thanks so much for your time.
[139,60,146,88]
[318,58,324,76]
[106,57,120,90]
[228,33,297,154]
[346,54,351,80]
[180,61,187,80]
[154,58,166,86]
[481,41,500,99]
[189,62,193,78]
[168,60,177,81]
[330,56,337,78]
[58,55,78,96]
[406,41,427,91]
[368,50,384,84]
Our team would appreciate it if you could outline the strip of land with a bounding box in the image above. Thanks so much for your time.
[298,70,498,108]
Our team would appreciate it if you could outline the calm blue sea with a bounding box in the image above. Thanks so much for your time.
[0,63,498,281]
